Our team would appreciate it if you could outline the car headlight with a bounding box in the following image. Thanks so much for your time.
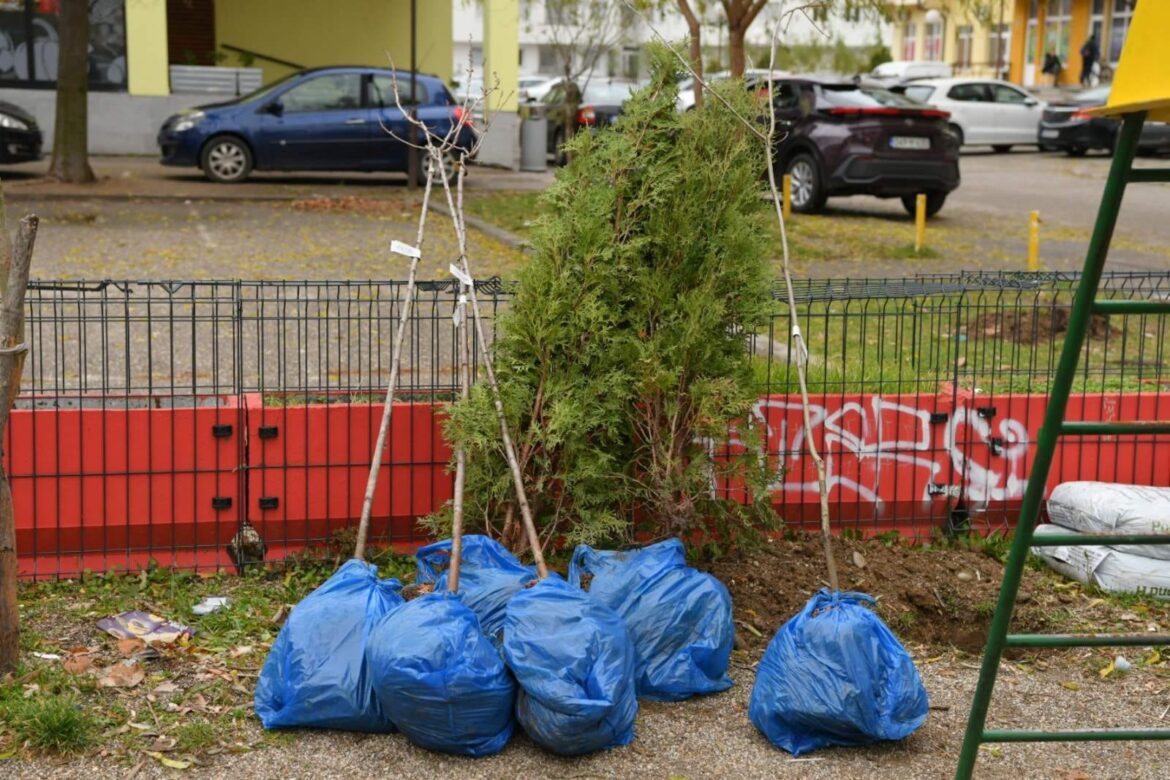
[0,113,29,131]
[173,111,205,133]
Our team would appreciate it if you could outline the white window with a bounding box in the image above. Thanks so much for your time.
[1109,0,1136,63]
[925,20,944,61]
[956,25,974,69]
[902,22,917,61]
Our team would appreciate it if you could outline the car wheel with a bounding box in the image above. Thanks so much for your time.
[992,144,1013,154]
[1066,146,1088,157]
[948,124,965,146]
[901,192,948,218]
[200,136,252,183]
[785,153,825,214]
[419,148,461,186]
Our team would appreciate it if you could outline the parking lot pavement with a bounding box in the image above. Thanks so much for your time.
[10,196,525,281]
[0,155,554,202]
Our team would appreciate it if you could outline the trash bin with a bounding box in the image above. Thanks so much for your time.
[520,113,548,173]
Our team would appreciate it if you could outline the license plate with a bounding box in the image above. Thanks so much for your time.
[890,136,930,150]
[1041,129,1060,138]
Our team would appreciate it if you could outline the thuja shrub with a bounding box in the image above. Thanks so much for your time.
[432,47,776,550]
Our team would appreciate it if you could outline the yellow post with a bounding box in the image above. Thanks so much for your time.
[782,174,792,220]
[1028,210,1040,271]
[914,194,926,252]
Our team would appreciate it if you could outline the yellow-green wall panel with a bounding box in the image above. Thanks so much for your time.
[127,0,169,96]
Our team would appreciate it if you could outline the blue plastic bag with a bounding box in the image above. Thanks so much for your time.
[749,589,929,756]
[569,539,733,701]
[503,576,637,756]
[366,593,515,756]
[254,558,402,732]
[416,535,536,640]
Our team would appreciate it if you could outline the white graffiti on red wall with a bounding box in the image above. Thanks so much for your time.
[725,396,1030,506]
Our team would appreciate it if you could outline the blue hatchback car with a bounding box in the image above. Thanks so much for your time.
[158,66,476,183]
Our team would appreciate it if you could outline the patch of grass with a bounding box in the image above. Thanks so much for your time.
[974,599,997,619]
[173,719,219,751]
[890,243,941,260]
[463,191,542,237]
[5,695,97,754]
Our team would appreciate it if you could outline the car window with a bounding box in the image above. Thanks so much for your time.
[279,74,363,112]
[582,82,636,104]
[947,83,989,102]
[771,82,798,111]
[870,63,901,78]
[369,75,429,107]
[993,84,1028,104]
[903,85,935,103]
[818,85,924,109]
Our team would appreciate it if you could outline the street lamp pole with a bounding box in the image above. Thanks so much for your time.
[407,0,419,190]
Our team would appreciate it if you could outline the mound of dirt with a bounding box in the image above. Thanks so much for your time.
[703,535,1060,654]
[968,308,1117,344]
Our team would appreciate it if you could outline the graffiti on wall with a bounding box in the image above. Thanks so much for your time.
[721,395,1031,508]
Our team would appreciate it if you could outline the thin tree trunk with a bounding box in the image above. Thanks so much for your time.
[729,27,746,77]
[0,216,38,675]
[678,0,703,109]
[48,0,94,184]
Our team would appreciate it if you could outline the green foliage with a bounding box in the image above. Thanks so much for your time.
[4,694,97,753]
[434,47,776,550]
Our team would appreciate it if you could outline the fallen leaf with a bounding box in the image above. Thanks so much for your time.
[229,645,253,658]
[63,654,93,674]
[153,682,180,695]
[144,751,191,769]
[1098,661,1116,679]
[117,638,145,657]
[98,661,145,688]
[31,652,62,661]
[1145,649,1163,666]
[1061,681,1081,691]
[146,736,177,752]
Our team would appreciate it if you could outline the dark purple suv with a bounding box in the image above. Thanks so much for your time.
[756,78,961,216]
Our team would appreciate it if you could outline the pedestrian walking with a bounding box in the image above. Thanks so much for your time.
[1080,34,1100,86]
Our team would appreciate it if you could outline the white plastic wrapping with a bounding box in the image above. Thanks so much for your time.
[1032,524,1170,599]
[1046,481,1170,560]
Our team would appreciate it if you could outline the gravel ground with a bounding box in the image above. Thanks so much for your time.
[8,648,1169,780]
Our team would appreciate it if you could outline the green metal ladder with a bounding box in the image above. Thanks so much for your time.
[955,111,1170,779]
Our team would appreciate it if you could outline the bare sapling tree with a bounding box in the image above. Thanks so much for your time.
[353,59,549,578]
[627,0,839,589]
[0,193,39,674]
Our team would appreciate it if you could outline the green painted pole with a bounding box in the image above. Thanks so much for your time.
[954,111,1147,780]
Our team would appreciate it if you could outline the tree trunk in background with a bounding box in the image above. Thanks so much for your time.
[722,0,768,78]
[0,215,38,676]
[678,0,703,110]
[48,0,94,184]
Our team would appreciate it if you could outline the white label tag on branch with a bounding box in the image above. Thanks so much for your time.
[452,307,462,327]
[449,263,473,287]
[391,240,421,258]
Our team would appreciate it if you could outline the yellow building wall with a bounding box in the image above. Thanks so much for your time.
[1009,0,1093,87]
[126,0,169,96]
[214,0,453,86]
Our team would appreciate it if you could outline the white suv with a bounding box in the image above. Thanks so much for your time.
[899,78,1047,152]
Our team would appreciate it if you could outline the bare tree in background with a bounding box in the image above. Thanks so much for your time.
[676,0,707,109]
[539,0,626,153]
[49,0,95,183]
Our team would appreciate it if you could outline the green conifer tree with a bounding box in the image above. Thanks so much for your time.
[434,47,776,550]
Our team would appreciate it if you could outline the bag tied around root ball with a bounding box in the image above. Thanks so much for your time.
[569,539,734,701]
[365,593,516,757]
[255,558,402,732]
[503,576,638,756]
[415,535,536,640]
[749,589,929,756]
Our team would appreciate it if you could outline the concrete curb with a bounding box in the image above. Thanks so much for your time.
[429,202,532,252]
